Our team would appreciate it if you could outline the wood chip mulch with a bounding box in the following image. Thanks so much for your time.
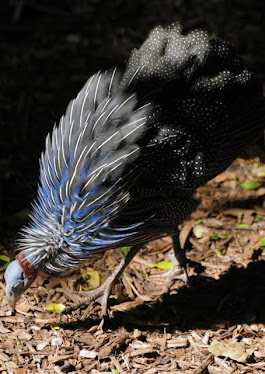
[1,158,265,374]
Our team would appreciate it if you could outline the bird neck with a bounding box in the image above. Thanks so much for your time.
[16,252,38,284]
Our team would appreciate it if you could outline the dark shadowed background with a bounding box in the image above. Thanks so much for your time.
[1,0,265,235]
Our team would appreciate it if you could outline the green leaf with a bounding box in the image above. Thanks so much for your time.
[254,165,265,177]
[80,267,101,291]
[258,237,265,247]
[0,255,11,271]
[253,162,259,168]
[0,263,10,271]
[0,255,10,263]
[255,171,265,178]
[116,246,130,256]
[111,369,119,374]
[240,180,259,190]
[139,270,146,277]
[211,233,228,240]
[254,215,261,222]
[211,234,220,240]
[237,224,250,228]
[45,304,65,314]
[194,218,202,225]
[150,261,173,270]
[51,323,60,330]
[216,250,222,256]
[194,226,205,238]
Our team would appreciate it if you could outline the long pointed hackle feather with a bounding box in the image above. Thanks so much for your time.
[18,68,153,271]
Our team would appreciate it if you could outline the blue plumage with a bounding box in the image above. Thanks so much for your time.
[16,68,154,272]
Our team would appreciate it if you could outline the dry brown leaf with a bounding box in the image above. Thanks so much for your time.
[179,223,192,249]
[48,354,74,364]
[15,304,30,313]
[0,352,9,361]
[79,349,97,358]
[14,369,27,374]
[208,339,248,362]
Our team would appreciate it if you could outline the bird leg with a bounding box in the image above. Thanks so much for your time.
[161,235,189,294]
[63,243,144,315]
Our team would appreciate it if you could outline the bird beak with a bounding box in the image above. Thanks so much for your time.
[6,295,17,309]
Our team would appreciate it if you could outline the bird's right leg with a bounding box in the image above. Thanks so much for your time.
[63,243,144,315]
[151,234,188,294]
[162,234,189,293]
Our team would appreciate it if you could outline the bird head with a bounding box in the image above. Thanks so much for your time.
[4,258,36,308]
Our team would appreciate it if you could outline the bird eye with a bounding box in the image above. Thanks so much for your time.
[9,291,14,297]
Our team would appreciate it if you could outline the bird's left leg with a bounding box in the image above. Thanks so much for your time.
[63,243,144,315]
[161,234,189,293]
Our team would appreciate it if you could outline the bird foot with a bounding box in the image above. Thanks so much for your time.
[62,275,115,315]
[62,243,143,316]
[161,265,189,294]
[150,246,189,294]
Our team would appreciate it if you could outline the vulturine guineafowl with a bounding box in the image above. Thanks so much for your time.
[5,24,265,315]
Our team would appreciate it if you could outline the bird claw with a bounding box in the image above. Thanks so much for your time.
[161,265,189,294]
[62,281,112,315]
[152,245,189,294]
